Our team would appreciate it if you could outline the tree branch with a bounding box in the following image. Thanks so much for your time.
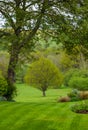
[0,9,16,30]
[19,0,47,49]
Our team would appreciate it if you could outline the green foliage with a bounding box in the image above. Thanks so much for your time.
[64,69,88,87]
[68,89,79,97]
[0,71,8,96]
[4,84,17,101]
[72,69,88,78]
[16,64,29,83]
[63,69,77,87]
[25,57,63,96]
[71,101,88,113]
[59,89,88,103]
[0,51,9,77]
[69,77,88,91]
[67,89,80,101]
[60,52,73,71]
[59,89,81,102]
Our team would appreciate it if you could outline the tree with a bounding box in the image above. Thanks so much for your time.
[0,0,87,99]
[0,51,9,77]
[25,57,63,96]
[0,0,49,100]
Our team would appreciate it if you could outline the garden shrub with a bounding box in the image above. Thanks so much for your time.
[58,90,88,103]
[64,69,88,87]
[72,69,88,78]
[67,89,79,97]
[67,89,80,101]
[68,77,88,91]
[79,91,88,100]
[71,101,88,114]
[4,84,17,101]
[63,69,77,87]
[58,96,71,102]
[0,71,8,96]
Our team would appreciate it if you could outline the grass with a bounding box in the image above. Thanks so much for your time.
[0,84,88,130]
[15,84,71,103]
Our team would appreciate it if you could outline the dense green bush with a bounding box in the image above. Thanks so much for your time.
[63,69,78,87]
[59,89,88,103]
[63,69,88,87]
[69,77,88,91]
[67,89,80,101]
[59,89,80,103]
[72,69,88,78]
[67,89,79,97]
[4,84,17,101]
[71,101,88,113]
[0,71,8,96]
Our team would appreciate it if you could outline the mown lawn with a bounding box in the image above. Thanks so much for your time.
[0,84,88,130]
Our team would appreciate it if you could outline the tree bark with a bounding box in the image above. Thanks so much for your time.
[8,49,19,84]
[43,90,46,97]
[5,44,20,100]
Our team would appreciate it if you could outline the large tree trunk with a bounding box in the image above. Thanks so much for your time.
[43,90,46,97]
[42,86,47,97]
[5,44,20,100]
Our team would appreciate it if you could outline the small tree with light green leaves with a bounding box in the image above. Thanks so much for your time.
[25,57,63,96]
